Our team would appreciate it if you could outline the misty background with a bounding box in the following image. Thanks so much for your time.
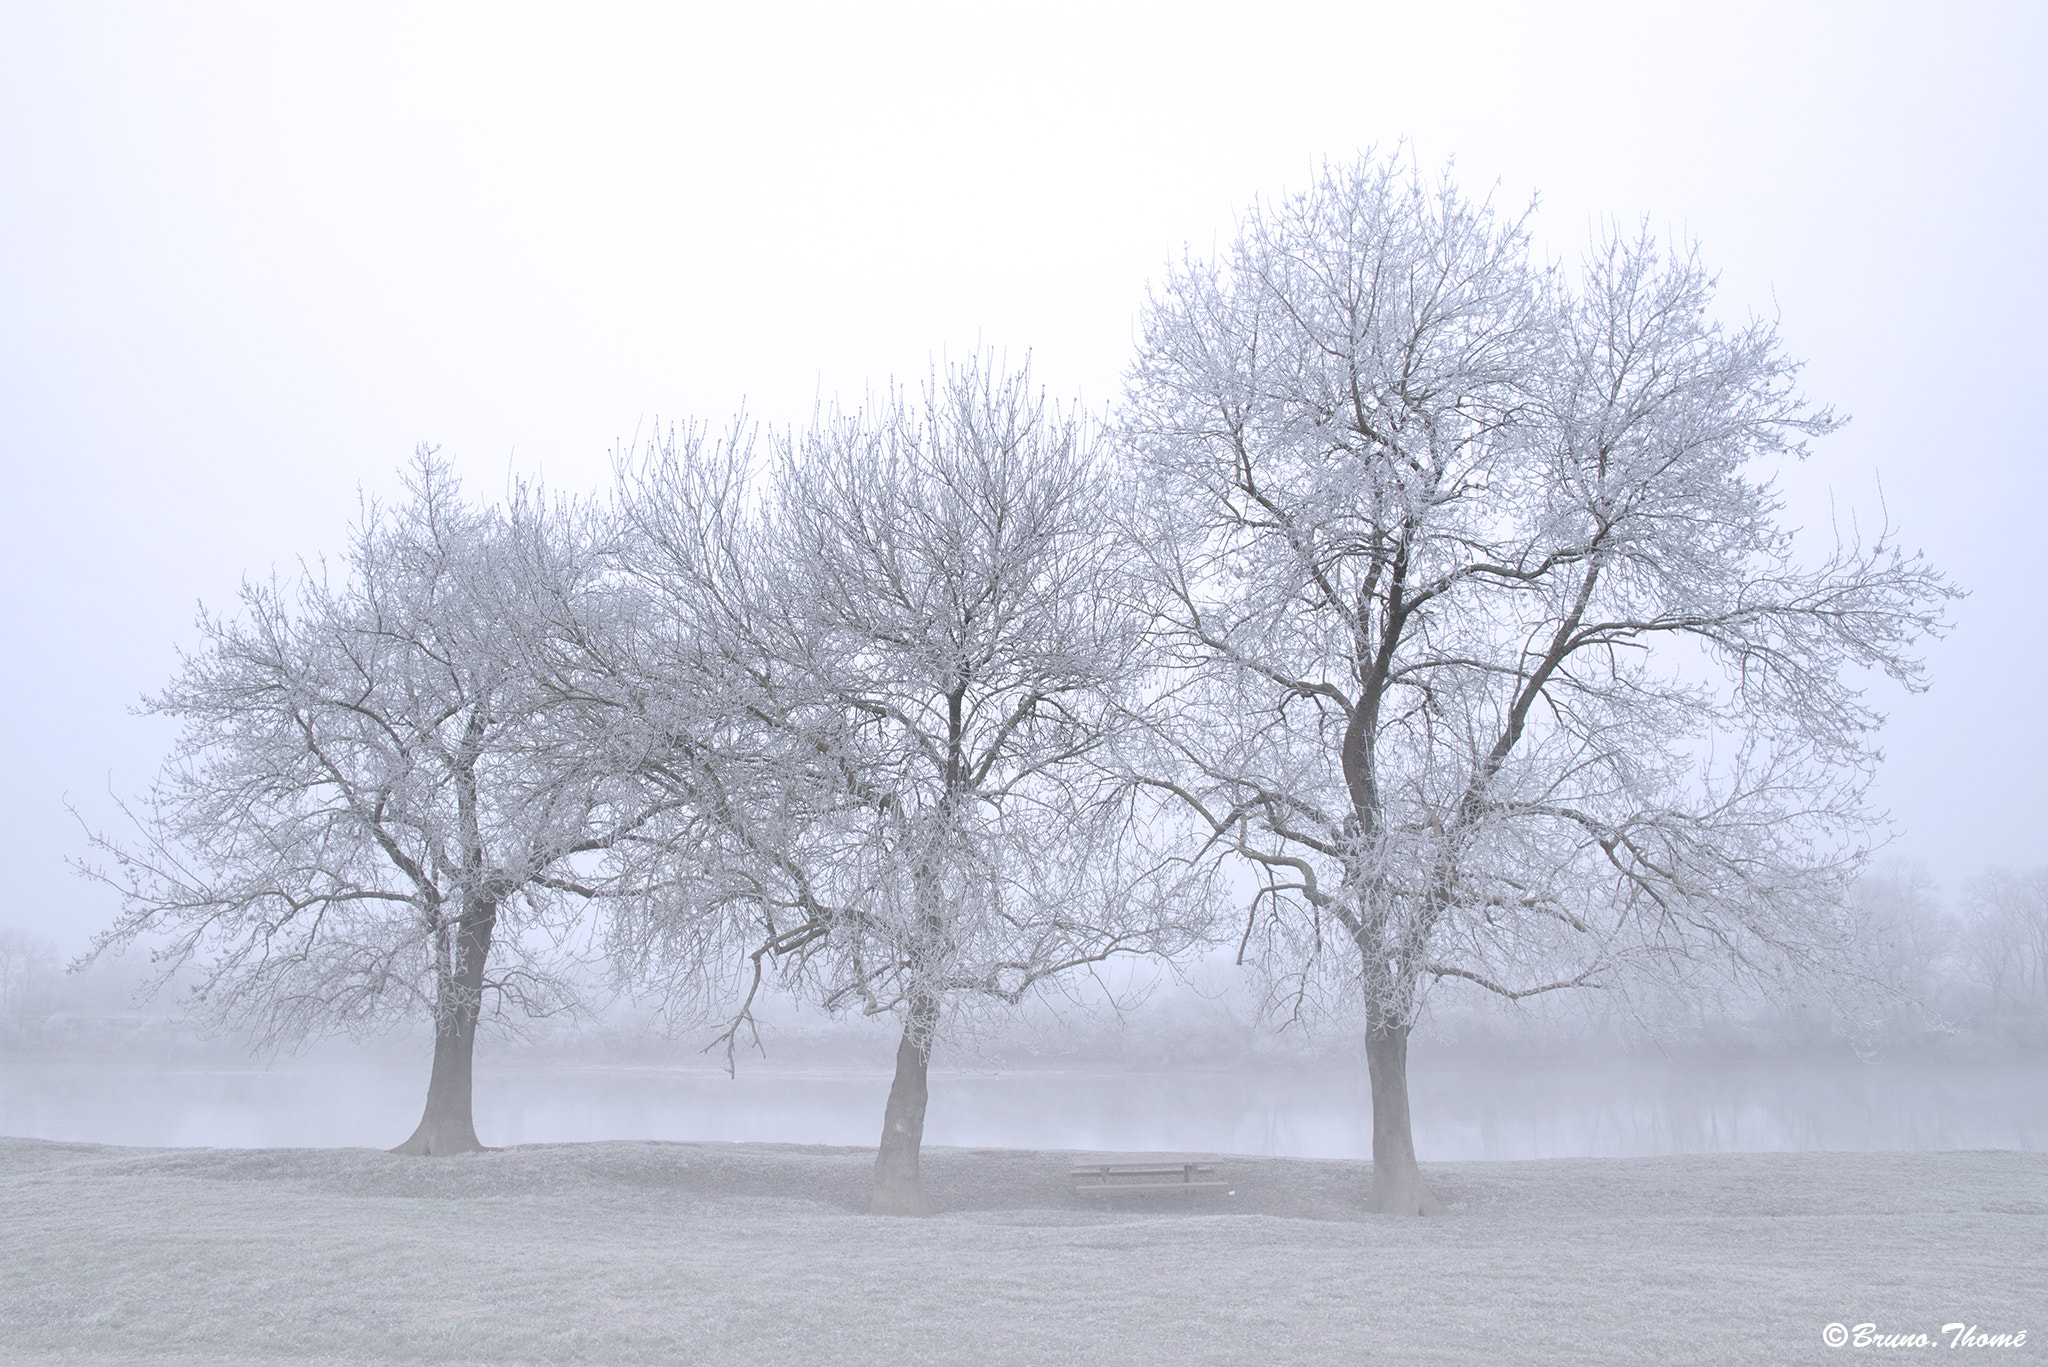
[4,862,2041,1158]
[2,3,2043,1159]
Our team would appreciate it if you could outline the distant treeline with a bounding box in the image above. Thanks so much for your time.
[9,860,2042,1063]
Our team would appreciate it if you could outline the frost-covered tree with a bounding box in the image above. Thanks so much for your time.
[0,928,58,1015]
[1961,867,2048,1021]
[78,455,653,1153]
[1122,153,1953,1213]
[617,358,1201,1215]
[1846,862,1957,1023]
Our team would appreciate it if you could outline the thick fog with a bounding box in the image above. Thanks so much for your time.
[6,1053,2041,1160]
[6,929,2042,1160]
[5,15,2044,1362]
[4,5,2045,965]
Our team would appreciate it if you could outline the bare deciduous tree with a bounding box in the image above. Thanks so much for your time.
[618,358,1203,1214]
[77,454,651,1153]
[0,928,58,1015]
[1961,867,2048,1020]
[1123,153,1954,1213]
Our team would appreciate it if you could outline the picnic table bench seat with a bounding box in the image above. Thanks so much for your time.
[1071,1161,1228,1202]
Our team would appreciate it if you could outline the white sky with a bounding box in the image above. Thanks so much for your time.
[4,1,2042,954]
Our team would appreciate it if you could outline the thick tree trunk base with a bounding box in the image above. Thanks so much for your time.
[389,1109,483,1156]
[1365,1020,1443,1215]
[868,1006,935,1216]
[867,1178,933,1217]
[391,1011,483,1156]
[1368,1163,1445,1216]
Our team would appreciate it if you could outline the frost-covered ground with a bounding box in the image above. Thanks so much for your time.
[0,1139,2040,1366]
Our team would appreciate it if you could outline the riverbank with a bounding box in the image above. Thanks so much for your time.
[6,1054,2043,1158]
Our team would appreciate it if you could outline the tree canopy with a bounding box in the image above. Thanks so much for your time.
[1120,153,1954,1212]
[614,357,1203,1212]
[78,455,653,1152]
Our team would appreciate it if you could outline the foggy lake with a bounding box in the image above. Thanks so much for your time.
[4,1055,2039,1160]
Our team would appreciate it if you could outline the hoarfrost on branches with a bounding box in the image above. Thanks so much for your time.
[615,356,1208,1213]
[75,454,660,1153]
[1120,151,1955,1212]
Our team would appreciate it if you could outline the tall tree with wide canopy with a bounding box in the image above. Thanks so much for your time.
[78,455,650,1153]
[1122,154,1953,1213]
[617,358,1199,1215]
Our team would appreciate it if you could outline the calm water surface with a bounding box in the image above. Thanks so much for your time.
[2,1054,2039,1158]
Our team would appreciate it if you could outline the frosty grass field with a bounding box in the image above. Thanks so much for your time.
[0,1139,2041,1366]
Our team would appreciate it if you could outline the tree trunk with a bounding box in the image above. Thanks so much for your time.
[868,996,938,1215]
[1364,1019,1443,1215]
[392,903,496,1156]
